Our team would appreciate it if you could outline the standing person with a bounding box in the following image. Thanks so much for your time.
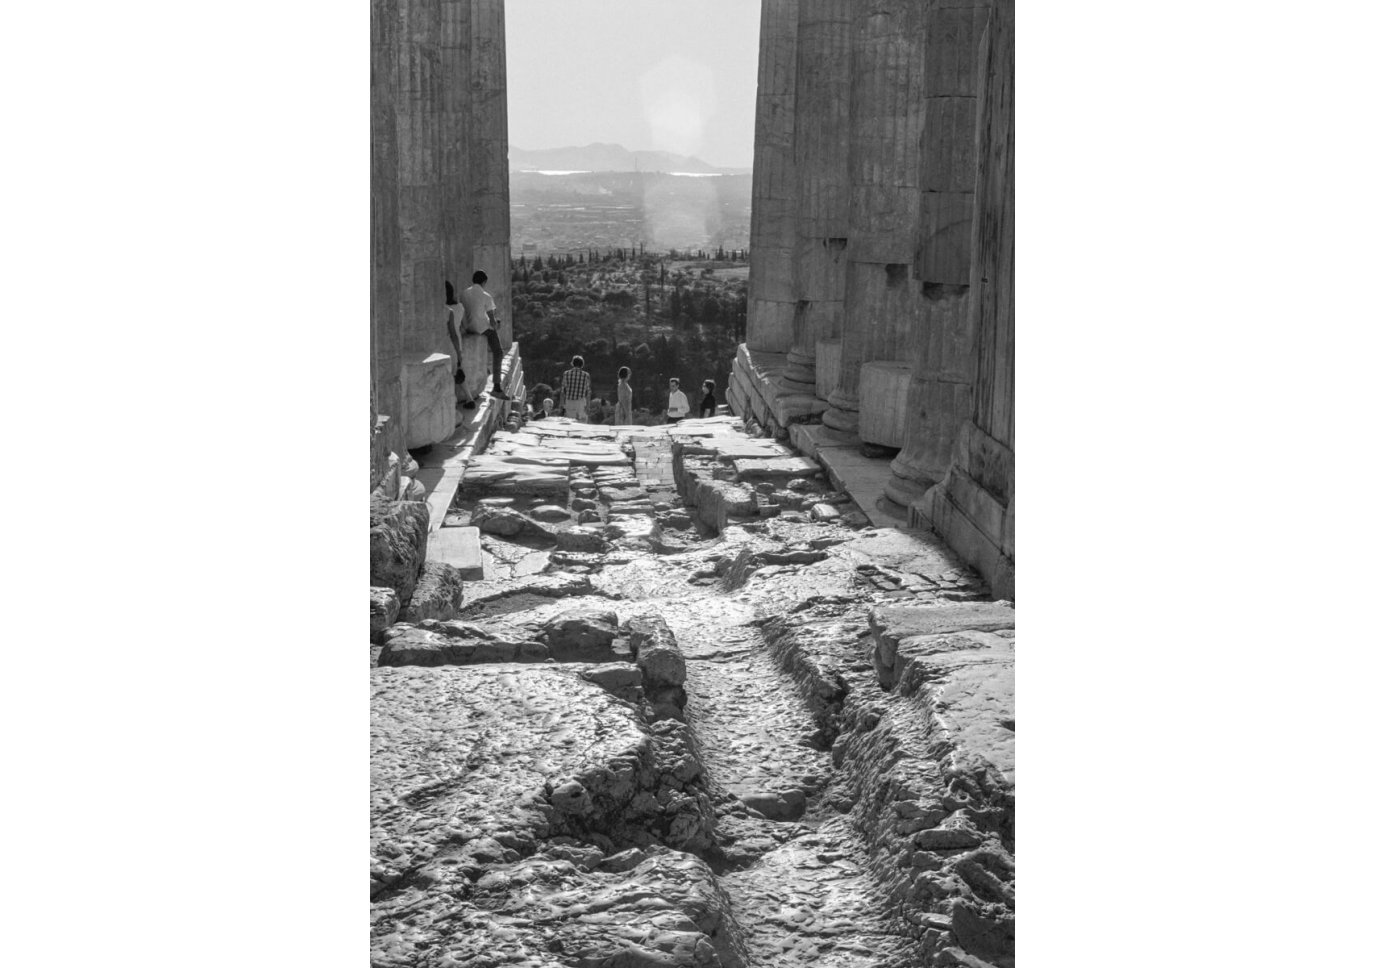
[444,281,476,410]
[559,355,592,422]
[699,379,718,418]
[615,366,633,425]
[452,270,510,400]
[665,378,690,425]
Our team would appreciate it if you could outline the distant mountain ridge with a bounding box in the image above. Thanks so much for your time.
[509,142,750,175]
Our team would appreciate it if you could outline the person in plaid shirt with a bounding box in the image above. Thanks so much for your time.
[558,356,592,422]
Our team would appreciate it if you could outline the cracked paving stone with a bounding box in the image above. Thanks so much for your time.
[376,416,1012,968]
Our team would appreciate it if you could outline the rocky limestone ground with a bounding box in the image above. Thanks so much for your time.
[371,416,1014,968]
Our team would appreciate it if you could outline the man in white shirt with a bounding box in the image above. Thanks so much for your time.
[665,378,690,424]
[447,270,510,400]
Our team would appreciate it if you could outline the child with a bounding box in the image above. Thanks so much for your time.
[615,366,633,425]
[699,379,718,418]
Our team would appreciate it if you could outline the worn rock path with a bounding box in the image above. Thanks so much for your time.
[372,416,1015,968]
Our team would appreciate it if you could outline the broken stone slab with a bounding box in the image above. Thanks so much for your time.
[742,788,808,822]
[528,504,570,521]
[870,601,1016,687]
[424,525,484,580]
[398,560,465,623]
[598,485,646,504]
[810,502,842,522]
[376,623,549,667]
[603,518,656,541]
[658,510,693,529]
[688,478,758,533]
[401,352,454,449]
[458,572,596,611]
[549,550,611,570]
[577,662,645,705]
[734,456,823,483]
[555,527,611,553]
[461,455,570,497]
[835,528,984,591]
[469,504,556,544]
[543,608,621,660]
[369,496,430,602]
[627,615,687,689]
[370,587,399,644]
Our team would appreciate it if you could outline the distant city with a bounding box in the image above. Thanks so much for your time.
[510,144,752,256]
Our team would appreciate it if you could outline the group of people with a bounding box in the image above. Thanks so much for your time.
[535,356,718,425]
[443,269,720,425]
[445,270,509,409]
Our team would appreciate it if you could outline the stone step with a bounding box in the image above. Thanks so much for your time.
[426,526,485,580]
[733,456,823,483]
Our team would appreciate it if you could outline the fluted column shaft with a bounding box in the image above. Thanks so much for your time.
[782,0,852,393]
[469,0,513,347]
[887,0,989,497]
[372,0,404,440]
[746,0,799,354]
[396,0,447,358]
[823,0,928,435]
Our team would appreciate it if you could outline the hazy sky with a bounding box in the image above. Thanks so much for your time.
[506,0,762,168]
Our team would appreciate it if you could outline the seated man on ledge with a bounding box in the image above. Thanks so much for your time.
[447,270,510,401]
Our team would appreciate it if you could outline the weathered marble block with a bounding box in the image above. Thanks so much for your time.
[815,338,842,401]
[402,352,454,449]
[857,361,913,448]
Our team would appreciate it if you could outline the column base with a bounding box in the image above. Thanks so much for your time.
[822,389,860,435]
[883,473,932,508]
[783,346,817,386]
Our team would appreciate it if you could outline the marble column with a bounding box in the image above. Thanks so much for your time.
[919,0,1015,599]
[746,0,799,354]
[469,0,513,348]
[781,0,852,398]
[397,0,446,359]
[440,0,473,326]
[823,0,928,436]
[885,0,990,506]
[372,0,405,456]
